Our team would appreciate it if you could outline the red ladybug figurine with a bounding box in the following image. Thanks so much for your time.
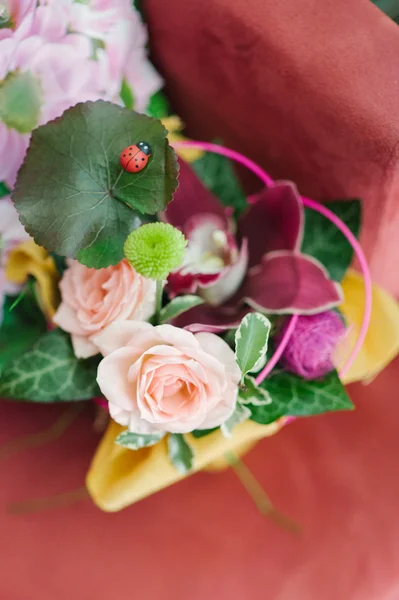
[120,141,152,173]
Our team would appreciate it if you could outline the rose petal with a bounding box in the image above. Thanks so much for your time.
[242,251,343,314]
[92,321,155,357]
[238,182,304,267]
[71,334,99,359]
[164,159,227,229]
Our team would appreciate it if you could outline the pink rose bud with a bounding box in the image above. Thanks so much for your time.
[279,311,346,380]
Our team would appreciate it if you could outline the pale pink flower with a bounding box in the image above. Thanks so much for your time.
[0,0,162,186]
[95,321,241,434]
[0,0,36,40]
[53,260,156,359]
[0,197,29,321]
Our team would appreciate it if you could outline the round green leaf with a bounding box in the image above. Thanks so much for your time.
[13,100,179,268]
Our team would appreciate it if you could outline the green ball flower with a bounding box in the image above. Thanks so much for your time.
[124,223,187,280]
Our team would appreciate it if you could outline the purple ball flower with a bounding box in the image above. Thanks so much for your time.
[279,311,346,380]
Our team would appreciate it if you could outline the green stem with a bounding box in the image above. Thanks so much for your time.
[225,451,301,534]
[155,279,164,324]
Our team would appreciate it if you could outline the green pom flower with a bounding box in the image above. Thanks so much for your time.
[124,223,187,280]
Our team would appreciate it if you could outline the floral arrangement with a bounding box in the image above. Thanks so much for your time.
[2,2,399,514]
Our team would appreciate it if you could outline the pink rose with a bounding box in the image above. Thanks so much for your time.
[95,321,241,434]
[53,260,156,358]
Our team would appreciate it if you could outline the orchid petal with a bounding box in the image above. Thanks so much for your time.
[164,159,227,229]
[200,239,248,306]
[238,182,304,267]
[242,251,343,314]
[174,302,247,330]
[167,271,221,298]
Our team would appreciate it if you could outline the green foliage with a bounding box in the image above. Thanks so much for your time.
[191,427,217,439]
[0,71,42,133]
[146,91,170,119]
[159,295,204,324]
[0,328,100,402]
[0,289,47,371]
[115,430,164,450]
[235,313,271,379]
[301,199,361,282]
[221,403,251,437]
[0,181,10,198]
[192,150,247,213]
[167,433,194,473]
[238,375,273,406]
[250,370,354,425]
[13,101,179,269]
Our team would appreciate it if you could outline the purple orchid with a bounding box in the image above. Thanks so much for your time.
[165,160,342,326]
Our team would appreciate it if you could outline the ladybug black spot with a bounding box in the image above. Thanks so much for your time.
[141,158,145,161]
[136,165,139,169]
[135,158,138,161]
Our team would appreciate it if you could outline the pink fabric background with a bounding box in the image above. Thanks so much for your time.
[1,358,399,599]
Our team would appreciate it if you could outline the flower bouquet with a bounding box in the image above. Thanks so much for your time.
[2,2,399,515]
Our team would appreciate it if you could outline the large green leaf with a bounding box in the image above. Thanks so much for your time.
[250,370,354,425]
[192,150,247,213]
[0,328,100,402]
[301,199,361,282]
[235,313,271,378]
[167,433,194,474]
[372,0,399,18]
[0,291,47,371]
[13,100,179,268]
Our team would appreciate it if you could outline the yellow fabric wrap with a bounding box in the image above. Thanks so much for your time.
[5,240,60,319]
[86,419,285,512]
[338,270,399,385]
[162,116,204,162]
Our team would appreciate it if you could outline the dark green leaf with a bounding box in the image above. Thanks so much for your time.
[0,290,47,371]
[301,199,361,282]
[115,430,164,450]
[192,150,247,213]
[13,100,179,269]
[159,295,204,324]
[371,0,399,18]
[0,181,10,198]
[191,427,217,439]
[167,433,194,474]
[0,328,100,402]
[250,370,354,424]
[50,252,67,276]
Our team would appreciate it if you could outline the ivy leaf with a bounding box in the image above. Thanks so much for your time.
[235,313,271,378]
[167,433,194,474]
[250,370,354,425]
[239,375,273,406]
[115,430,164,450]
[192,150,247,213]
[0,328,100,402]
[221,403,251,438]
[159,295,204,324]
[13,100,179,269]
[301,199,361,282]
[0,291,47,371]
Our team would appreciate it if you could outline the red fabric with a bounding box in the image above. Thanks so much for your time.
[145,0,399,296]
[1,358,399,599]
